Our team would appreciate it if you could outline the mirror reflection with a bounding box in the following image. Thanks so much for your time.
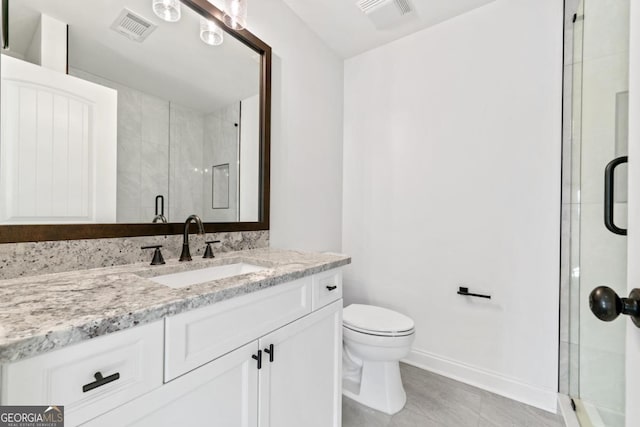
[1,0,261,225]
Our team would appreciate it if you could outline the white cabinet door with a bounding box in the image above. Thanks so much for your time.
[83,342,260,427]
[0,55,117,223]
[258,300,342,427]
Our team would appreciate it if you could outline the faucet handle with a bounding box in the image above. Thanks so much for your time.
[141,245,166,266]
[203,240,221,259]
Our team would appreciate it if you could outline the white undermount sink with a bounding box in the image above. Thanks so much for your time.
[150,263,267,289]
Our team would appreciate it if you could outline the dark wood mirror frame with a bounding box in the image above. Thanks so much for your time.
[0,0,271,243]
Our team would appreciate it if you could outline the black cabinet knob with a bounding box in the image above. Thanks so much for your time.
[590,286,640,327]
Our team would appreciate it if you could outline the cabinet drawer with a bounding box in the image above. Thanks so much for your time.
[165,277,311,381]
[312,269,342,310]
[1,321,164,427]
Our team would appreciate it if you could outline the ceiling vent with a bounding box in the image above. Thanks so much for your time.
[110,9,157,42]
[356,0,416,29]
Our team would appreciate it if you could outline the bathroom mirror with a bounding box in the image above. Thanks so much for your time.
[0,0,271,242]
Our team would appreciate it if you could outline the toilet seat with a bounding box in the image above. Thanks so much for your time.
[343,304,415,337]
[343,324,414,337]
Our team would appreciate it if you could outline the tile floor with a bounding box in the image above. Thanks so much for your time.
[343,363,566,427]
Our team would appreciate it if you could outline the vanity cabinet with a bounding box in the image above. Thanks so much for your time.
[84,300,342,427]
[0,321,164,427]
[83,341,260,426]
[0,267,343,427]
[258,300,342,427]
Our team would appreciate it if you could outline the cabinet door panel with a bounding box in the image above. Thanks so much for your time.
[83,342,259,427]
[165,277,311,381]
[259,300,342,427]
[2,322,163,427]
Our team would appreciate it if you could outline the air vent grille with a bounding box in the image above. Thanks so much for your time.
[357,0,387,13]
[357,0,413,15]
[110,9,157,42]
[394,0,412,15]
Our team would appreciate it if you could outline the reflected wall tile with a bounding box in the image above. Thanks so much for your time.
[580,53,629,204]
[569,342,579,396]
[118,133,142,173]
[579,346,625,415]
[582,0,629,61]
[118,87,142,139]
[579,202,627,352]
[560,203,571,343]
[141,94,169,145]
[569,203,580,345]
[117,171,141,217]
[140,142,169,216]
[559,341,569,395]
[598,406,625,427]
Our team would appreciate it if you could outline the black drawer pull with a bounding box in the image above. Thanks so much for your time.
[252,350,262,369]
[326,285,337,291]
[82,371,120,393]
[264,344,274,362]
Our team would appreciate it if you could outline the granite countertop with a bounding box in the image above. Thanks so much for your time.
[0,248,350,364]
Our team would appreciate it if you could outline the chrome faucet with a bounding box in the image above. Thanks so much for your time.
[179,214,205,261]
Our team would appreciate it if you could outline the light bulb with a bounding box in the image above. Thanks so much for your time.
[200,17,224,46]
[223,0,247,30]
[152,0,181,22]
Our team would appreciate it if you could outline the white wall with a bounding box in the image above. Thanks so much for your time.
[244,0,344,252]
[342,0,563,412]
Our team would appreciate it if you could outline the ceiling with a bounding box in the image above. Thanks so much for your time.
[281,0,496,58]
[6,0,260,113]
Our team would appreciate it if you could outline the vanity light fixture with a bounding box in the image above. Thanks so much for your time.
[152,0,181,22]
[200,17,224,46]
[223,0,247,30]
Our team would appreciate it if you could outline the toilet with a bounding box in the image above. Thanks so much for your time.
[342,304,415,415]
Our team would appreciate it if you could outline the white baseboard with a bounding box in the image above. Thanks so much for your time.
[403,349,558,413]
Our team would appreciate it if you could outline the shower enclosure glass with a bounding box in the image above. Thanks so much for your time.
[567,0,629,425]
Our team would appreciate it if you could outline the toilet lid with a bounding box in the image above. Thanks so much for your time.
[343,304,414,335]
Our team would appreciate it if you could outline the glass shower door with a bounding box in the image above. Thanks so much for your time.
[569,1,629,426]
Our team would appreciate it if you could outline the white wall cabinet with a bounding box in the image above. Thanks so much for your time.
[1,268,343,427]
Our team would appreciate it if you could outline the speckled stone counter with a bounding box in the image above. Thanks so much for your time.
[0,248,350,364]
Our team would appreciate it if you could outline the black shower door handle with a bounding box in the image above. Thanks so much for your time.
[604,156,628,236]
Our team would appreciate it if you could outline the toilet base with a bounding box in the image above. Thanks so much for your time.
[342,360,407,415]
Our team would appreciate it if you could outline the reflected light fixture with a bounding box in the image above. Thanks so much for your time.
[223,0,247,30]
[152,0,181,22]
[200,17,224,45]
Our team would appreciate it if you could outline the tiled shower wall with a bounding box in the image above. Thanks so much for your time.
[70,69,242,224]
[203,103,241,223]
[168,103,205,221]
[70,68,170,223]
